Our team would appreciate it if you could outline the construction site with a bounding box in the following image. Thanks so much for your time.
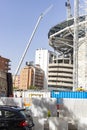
[13,1,87,129]
[48,0,87,91]
[13,0,87,92]
[1,0,87,130]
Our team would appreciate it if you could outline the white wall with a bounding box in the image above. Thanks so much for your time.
[1,97,87,129]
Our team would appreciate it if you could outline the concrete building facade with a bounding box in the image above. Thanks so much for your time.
[0,56,10,72]
[35,48,56,89]
[13,75,20,89]
[48,15,87,90]
[0,56,12,96]
[0,71,7,96]
[19,64,44,90]
[48,57,73,91]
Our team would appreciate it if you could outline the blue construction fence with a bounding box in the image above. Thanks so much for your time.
[51,91,87,99]
[51,91,87,105]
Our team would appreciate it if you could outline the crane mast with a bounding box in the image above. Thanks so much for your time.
[13,5,53,84]
[65,0,72,20]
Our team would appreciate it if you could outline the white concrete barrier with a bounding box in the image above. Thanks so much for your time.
[78,118,87,130]
[49,117,68,130]
[33,117,44,130]
[33,117,68,130]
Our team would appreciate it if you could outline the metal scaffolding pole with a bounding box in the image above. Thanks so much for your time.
[73,0,79,91]
[84,0,87,88]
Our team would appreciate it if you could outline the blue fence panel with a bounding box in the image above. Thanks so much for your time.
[51,91,87,99]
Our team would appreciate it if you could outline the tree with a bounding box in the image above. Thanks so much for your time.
[28,85,38,90]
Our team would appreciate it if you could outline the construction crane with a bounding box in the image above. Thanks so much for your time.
[65,0,72,20]
[73,0,79,91]
[13,5,53,83]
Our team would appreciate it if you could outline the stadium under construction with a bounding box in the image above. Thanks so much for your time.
[48,0,87,91]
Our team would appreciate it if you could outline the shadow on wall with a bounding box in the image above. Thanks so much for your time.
[1,97,87,130]
[61,98,87,130]
[30,98,68,130]
[31,98,57,117]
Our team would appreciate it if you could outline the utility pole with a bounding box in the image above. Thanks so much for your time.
[73,0,79,91]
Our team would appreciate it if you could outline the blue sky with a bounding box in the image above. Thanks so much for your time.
[0,0,74,74]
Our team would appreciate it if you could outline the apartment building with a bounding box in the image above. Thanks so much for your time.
[13,75,20,89]
[19,63,44,90]
[35,48,56,89]
[0,56,12,96]
[0,56,10,72]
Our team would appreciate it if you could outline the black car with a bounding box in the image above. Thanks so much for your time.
[0,105,34,130]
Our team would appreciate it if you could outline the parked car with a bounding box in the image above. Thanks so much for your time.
[0,105,34,130]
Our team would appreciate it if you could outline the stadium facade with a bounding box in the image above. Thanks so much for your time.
[48,15,87,90]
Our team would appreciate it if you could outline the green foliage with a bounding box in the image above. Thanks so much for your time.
[47,110,51,117]
[13,86,18,90]
[29,85,38,90]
